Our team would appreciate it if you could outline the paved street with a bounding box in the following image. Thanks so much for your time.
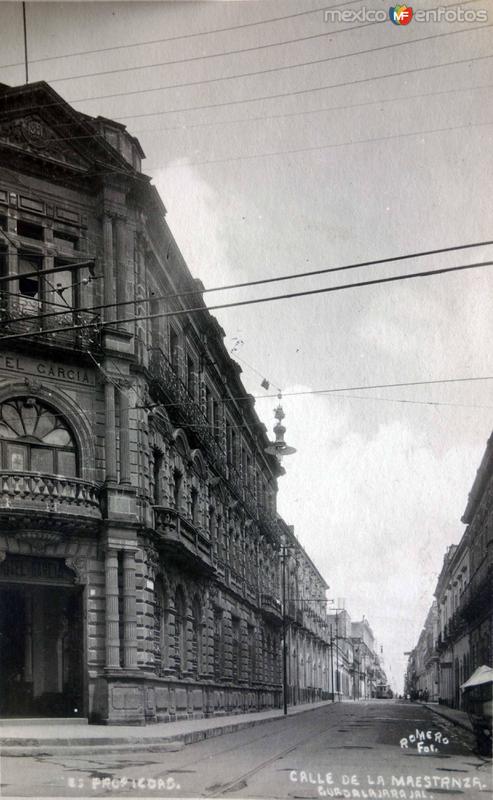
[0,701,490,799]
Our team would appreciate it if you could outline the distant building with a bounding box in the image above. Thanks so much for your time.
[279,519,331,704]
[327,606,354,700]
[406,431,492,710]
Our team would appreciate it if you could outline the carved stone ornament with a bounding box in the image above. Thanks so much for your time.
[17,531,62,553]
[0,115,88,169]
[65,557,89,585]
[23,377,43,393]
[144,546,160,581]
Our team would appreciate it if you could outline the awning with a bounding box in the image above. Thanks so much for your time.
[460,665,493,690]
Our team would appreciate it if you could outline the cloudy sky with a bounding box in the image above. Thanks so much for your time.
[1,0,492,690]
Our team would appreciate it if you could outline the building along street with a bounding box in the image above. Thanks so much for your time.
[1,701,490,799]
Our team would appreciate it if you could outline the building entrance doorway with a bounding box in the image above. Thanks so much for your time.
[0,579,83,717]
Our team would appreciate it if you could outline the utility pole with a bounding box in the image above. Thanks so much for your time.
[330,623,335,702]
[22,2,29,83]
[282,540,288,716]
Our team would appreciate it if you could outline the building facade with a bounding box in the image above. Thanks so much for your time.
[406,431,492,710]
[327,607,354,700]
[279,520,331,705]
[0,81,290,723]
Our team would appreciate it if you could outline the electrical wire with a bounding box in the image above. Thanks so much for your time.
[67,23,492,106]
[1,259,492,343]
[4,239,493,328]
[99,118,493,176]
[110,53,493,123]
[0,3,337,69]
[43,3,490,85]
[130,83,493,137]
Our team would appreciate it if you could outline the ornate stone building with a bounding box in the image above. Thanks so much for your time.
[406,431,492,710]
[0,81,286,723]
[279,520,331,705]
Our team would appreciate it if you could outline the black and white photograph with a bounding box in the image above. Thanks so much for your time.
[0,0,491,797]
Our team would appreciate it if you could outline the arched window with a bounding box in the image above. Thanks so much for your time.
[154,577,168,673]
[0,397,77,476]
[192,596,202,676]
[213,608,223,680]
[173,468,183,511]
[174,586,187,673]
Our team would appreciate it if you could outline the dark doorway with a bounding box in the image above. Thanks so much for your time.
[0,584,83,717]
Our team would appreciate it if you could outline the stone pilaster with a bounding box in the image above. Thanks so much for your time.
[103,215,115,322]
[104,547,121,669]
[104,382,117,484]
[119,389,131,486]
[122,549,138,669]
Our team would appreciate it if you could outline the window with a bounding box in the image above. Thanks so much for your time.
[191,486,199,526]
[186,354,195,399]
[174,587,187,674]
[0,398,77,476]
[232,616,241,681]
[153,449,163,505]
[154,578,168,673]
[173,469,183,511]
[213,609,223,680]
[53,230,78,252]
[248,625,256,682]
[192,596,202,676]
[18,255,41,313]
[169,327,179,373]
[17,219,44,241]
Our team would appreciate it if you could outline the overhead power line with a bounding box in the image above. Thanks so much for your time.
[66,23,493,107]
[0,3,335,69]
[114,52,493,122]
[39,0,488,86]
[4,239,493,328]
[10,84,490,152]
[126,119,493,173]
[9,49,490,140]
[1,259,491,343]
[144,376,493,409]
[130,83,493,137]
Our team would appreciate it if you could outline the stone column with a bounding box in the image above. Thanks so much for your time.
[104,382,117,484]
[105,548,121,669]
[122,549,138,670]
[103,214,115,322]
[119,388,131,486]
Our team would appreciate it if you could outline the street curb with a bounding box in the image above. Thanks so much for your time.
[0,701,334,756]
[422,703,473,733]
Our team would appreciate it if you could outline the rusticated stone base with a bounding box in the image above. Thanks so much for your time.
[89,673,281,725]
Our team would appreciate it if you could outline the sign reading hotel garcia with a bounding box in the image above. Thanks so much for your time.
[0,352,94,386]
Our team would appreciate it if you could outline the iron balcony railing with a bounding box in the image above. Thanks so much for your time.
[153,505,214,574]
[148,347,279,545]
[0,292,100,350]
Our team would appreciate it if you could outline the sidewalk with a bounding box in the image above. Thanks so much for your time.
[0,699,334,756]
[422,702,473,733]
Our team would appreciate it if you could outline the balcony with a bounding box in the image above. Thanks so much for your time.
[0,292,100,351]
[0,471,102,531]
[149,348,224,472]
[153,506,214,575]
[461,556,492,619]
[260,592,283,625]
[258,511,280,545]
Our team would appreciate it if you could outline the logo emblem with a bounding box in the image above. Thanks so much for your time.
[389,5,413,24]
